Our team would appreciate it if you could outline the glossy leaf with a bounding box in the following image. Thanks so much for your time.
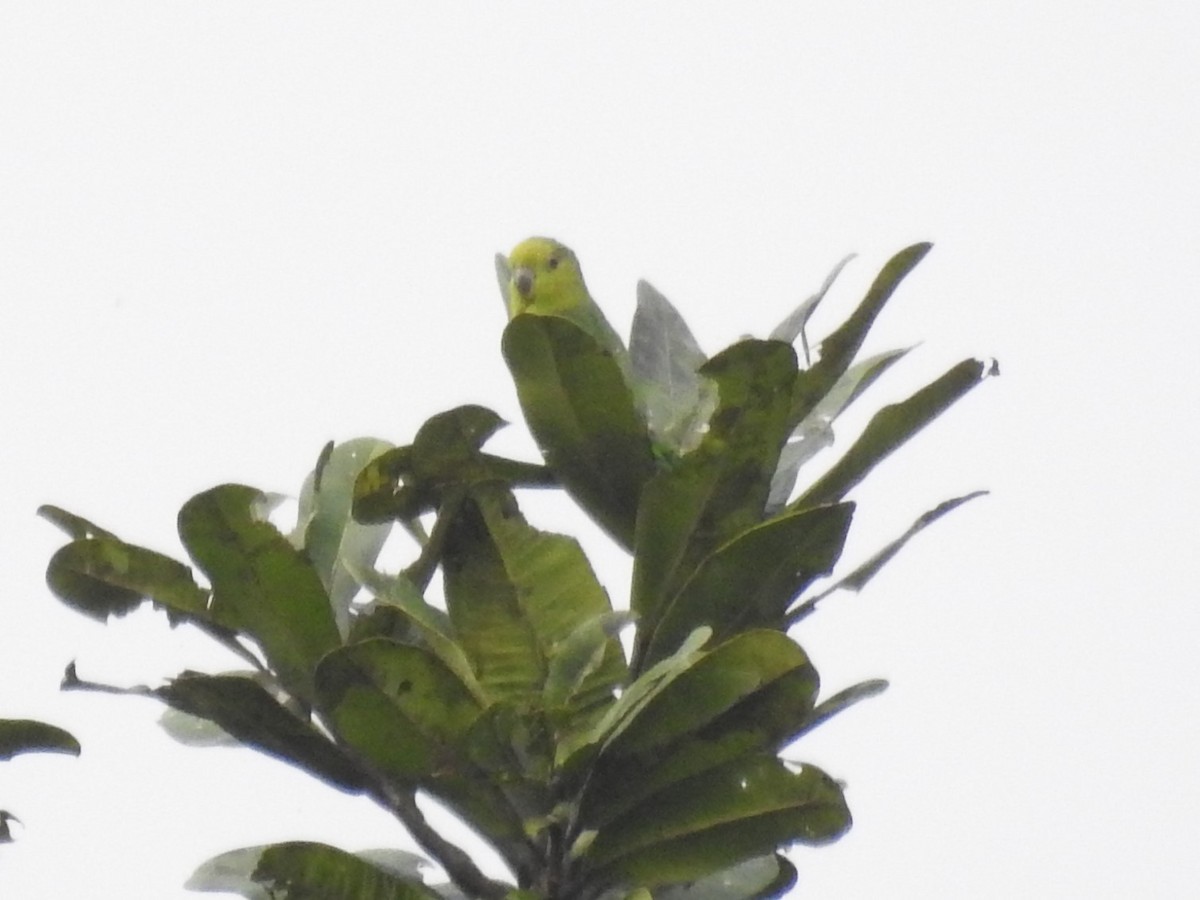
[352,422,553,527]
[186,841,441,899]
[558,627,712,772]
[586,755,850,887]
[789,242,931,427]
[837,490,986,593]
[642,503,854,668]
[793,358,994,510]
[630,280,715,454]
[503,314,657,549]
[157,673,366,793]
[442,484,626,713]
[315,640,530,859]
[157,706,240,749]
[769,252,856,365]
[657,854,797,900]
[359,406,509,523]
[630,341,797,669]
[293,437,394,637]
[767,347,911,512]
[44,533,209,622]
[315,638,482,781]
[44,540,150,621]
[352,445,420,523]
[580,731,761,832]
[0,811,19,843]
[0,719,80,760]
[178,484,340,702]
[37,504,118,541]
[602,631,816,761]
[788,678,890,742]
[765,426,835,515]
[579,631,821,828]
[346,563,487,705]
[410,405,507,479]
[544,612,632,712]
[790,491,988,625]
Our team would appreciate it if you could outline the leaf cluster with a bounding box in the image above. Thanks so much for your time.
[37,244,993,899]
[0,718,80,843]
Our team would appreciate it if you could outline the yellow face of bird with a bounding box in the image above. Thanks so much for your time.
[505,237,586,318]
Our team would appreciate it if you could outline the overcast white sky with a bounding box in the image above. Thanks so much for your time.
[2,3,1198,898]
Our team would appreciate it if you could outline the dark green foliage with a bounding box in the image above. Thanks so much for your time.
[0,717,80,842]
[0,719,80,762]
[158,673,368,793]
[187,843,442,899]
[39,244,993,899]
[503,316,657,550]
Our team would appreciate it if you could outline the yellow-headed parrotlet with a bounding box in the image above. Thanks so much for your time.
[502,237,632,378]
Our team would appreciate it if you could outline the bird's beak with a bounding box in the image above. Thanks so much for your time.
[512,267,535,303]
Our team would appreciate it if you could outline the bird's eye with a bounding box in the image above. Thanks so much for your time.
[547,255,560,271]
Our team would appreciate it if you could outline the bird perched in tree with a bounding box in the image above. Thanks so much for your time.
[502,236,632,378]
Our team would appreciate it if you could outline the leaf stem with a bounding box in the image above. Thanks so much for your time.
[367,780,512,900]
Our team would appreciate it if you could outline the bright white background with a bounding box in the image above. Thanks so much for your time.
[2,3,1197,898]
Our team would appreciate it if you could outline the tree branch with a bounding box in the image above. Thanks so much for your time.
[368,779,513,900]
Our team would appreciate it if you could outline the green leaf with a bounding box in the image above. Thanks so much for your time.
[315,638,483,781]
[641,503,854,668]
[579,631,822,829]
[792,358,994,511]
[767,347,911,512]
[352,444,420,523]
[544,612,632,712]
[630,280,715,454]
[579,731,761,831]
[293,438,395,638]
[178,484,341,702]
[559,627,712,772]
[769,252,856,366]
[315,639,530,858]
[788,678,890,742]
[37,504,118,541]
[839,490,987,592]
[186,841,442,899]
[411,405,507,480]
[460,700,551,782]
[44,542,146,621]
[0,719,80,760]
[346,563,488,706]
[814,346,914,420]
[789,242,931,427]
[157,707,239,749]
[601,631,816,761]
[0,811,19,843]
[156,672,366,792]
[585,756,850,887]
[502,314,657,549]
[793,491,988,620]
[44,534,209,623]
[630,340,798,669]
[657,854,797,900]
[351,408,552,527]
[442,484,626,712]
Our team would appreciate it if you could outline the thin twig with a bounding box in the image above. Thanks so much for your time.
[403,488,466,592]
[368,780,513,900]
[60,662,154,697]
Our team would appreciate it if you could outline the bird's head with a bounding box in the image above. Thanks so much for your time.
[505,236,585,317]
